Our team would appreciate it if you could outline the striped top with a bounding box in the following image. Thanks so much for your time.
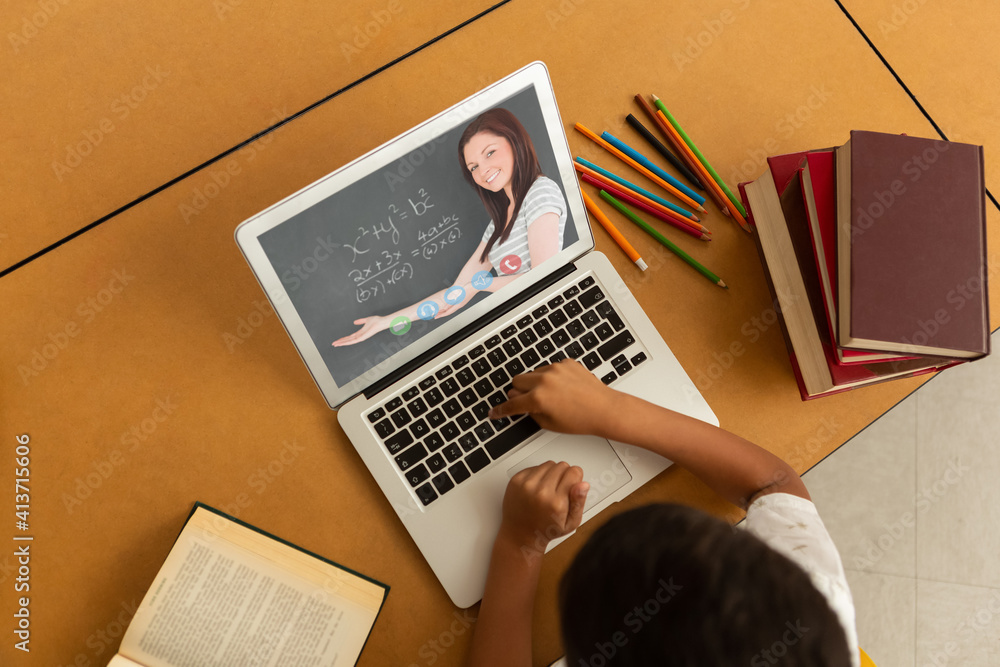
[480,176,567,275]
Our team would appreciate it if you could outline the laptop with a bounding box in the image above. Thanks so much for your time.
[235,62,718,608]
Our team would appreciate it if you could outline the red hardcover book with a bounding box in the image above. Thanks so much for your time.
[741,161,957,400]
[799,150,917,365]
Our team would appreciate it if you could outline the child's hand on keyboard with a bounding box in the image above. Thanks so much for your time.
[498,460,589,555]
[488,360,620,437]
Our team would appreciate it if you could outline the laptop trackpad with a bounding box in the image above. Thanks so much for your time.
[506,434,632,514]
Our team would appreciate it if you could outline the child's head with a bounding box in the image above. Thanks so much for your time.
[559,503,851,666]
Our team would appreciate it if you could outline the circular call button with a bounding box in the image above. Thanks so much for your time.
[498,254,522,275]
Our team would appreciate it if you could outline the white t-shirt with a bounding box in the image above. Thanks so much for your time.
[479,176,566,274]
[743,492,860,667]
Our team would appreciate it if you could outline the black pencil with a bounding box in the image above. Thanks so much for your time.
[625,113,704,191]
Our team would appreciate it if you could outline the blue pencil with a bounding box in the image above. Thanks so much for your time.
[601,131,707,206]
[574,157,698,220]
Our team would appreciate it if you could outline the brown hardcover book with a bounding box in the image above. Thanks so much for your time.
[836,130,990,359]
[741,169,957,400]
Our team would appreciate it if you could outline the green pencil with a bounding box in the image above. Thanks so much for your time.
[652,94,748,218]
[599,190,727,289]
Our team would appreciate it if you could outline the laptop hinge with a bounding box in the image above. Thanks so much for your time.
[365,262,578,399]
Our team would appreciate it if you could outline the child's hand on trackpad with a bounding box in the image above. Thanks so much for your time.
[498,460,589,556]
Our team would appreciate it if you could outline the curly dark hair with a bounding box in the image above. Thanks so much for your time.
[559,503,853,666]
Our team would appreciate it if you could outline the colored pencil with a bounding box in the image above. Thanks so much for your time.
[651,108,735,221]
[581,191,647,271]
[600,190,727,289]
[573,122,708,213]
[632,93,721,212]
[579,173,711,241]
[624,113,703,190]
[652,94,748,219]
[574,157,700,222]
[600,131,706,206]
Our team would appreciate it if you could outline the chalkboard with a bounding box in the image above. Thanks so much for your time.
[259,87,579,387]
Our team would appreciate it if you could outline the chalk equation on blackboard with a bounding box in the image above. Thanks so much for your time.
[411,214,461,261]
[342,189,462,304]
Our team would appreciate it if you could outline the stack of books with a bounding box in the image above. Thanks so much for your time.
[740,130,989,399]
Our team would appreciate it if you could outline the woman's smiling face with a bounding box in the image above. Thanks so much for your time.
[463,131,514,193]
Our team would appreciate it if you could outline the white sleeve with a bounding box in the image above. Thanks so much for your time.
[522,177,565,227]
[743,493,860,667]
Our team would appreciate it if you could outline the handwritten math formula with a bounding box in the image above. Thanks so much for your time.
[344,189,461,304]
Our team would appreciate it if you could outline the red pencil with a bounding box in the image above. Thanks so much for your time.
[579,173,711,241]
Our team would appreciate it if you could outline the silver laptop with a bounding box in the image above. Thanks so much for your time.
[235,62,718,607]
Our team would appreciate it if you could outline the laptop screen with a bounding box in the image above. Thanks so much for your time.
[236,64,593,408]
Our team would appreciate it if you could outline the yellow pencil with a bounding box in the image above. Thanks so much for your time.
[581,191,647,271]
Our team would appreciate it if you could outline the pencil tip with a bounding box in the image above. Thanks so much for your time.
[702,234,711,241]
[651,94,660,101]
[719,281,728,289]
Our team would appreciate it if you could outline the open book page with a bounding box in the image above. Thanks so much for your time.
[118,506,385,667]
[107,655,144,667]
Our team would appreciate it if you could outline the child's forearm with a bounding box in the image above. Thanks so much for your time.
[466,533,541,667]
[599,393,808,507]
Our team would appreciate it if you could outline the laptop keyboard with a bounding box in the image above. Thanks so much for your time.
[365,274,648,507]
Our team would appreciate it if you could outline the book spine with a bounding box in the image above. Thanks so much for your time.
[740,182,809,400]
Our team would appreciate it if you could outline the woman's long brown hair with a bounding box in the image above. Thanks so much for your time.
[458,108,543,263]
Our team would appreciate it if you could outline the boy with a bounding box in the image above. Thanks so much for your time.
[466,360,859,666]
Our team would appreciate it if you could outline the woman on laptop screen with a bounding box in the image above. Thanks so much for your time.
[332,108,567,347]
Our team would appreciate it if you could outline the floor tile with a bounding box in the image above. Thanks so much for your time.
[804,397,918,578]
[845,569,916,667]
[914,332,1000,589]
[916,580,1000,667]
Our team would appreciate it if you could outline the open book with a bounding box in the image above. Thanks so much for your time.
[108,503,388,667]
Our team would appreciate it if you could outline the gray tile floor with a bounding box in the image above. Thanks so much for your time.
[804,329,1000,666]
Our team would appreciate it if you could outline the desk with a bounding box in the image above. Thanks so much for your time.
[2,1,997,665]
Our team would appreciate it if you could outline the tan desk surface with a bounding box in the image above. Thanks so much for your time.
[0,0,502,273]
[2,1,997,666]
[842,0,1000,197]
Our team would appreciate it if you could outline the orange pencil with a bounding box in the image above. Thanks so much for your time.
[574,123,708,214]
[633,93,724,214]
[573,162,707,231]
[656,109,750,232]
[580,174,711,241]
[581,191,647,271]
